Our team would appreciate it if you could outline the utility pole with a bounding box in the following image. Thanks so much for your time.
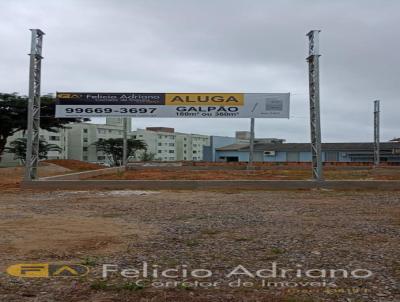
[122,118,128,166]
[374,100,380,166]
[25,29,44,180]
[307,30,323,181]
[248,117,255,166]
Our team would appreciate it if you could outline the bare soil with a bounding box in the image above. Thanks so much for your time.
[0,160,103,191]
[43,159,103,171]
[0,186,399,301]
[91,166,400,180]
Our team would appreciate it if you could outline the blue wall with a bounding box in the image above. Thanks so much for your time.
[204,136,238,161]
[216,151,249,162]
[215,150,361,162]
[264,151,286,162]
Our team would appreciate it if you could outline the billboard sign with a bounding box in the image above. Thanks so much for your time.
[55,92,290,118]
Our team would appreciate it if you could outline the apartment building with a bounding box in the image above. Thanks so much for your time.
[1,118,211,166]
[131,128,177,161]
[67,119,210,163]
[131,127,210,161]
[0,128,68,166]
[177,133,210,161]
[67,118,130,163]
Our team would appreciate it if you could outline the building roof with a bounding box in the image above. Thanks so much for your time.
[146,127,175,133]
[216,142,400,152]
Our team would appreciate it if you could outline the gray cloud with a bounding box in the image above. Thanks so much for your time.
[1,0,398,142]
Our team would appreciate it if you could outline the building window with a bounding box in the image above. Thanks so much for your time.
[193,151,197,154]
[83,129,88,133]
[83,147,88,151]
[158,150,162,153]
[83,138,88,142]
[169,143,175,146]
[83,156,88,161]
[97,156,105,160]
[169,150,174,153]
[158,143,162,146]
[49,136,60,141]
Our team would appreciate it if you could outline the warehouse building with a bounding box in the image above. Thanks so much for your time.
[215,142,400,163]
[203,131,285,162]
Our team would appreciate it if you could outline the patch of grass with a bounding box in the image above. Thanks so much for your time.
[201,228,220,236]
[90,280,145,291]
[185,239,200,247]
[81,256,98,266]
[177,283,193,291]
[271,247,285,255]
[283,297,315,302]
[234,237,250,242]
[174,214,197,221]
[90,280,109,290]
[101,212,123,218]
[260,255,279,261]
[120,282,144,291]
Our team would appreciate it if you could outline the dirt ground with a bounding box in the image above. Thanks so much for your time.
[0,186,399,301]
[0,160,103,191]
[91,166,400,180]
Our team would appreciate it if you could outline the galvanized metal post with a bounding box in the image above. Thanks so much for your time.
[25,29,44,180]
[122,117,128,166]
[307,30,323,181]
[248,118,255,166]
[374,100,380,166]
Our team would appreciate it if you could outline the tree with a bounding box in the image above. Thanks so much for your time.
[138,151,156,161]
[92,138,147,165]
[5,138,62,164]
[0,93,89,161]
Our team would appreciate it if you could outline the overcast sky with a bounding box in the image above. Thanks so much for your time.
[1,0,398,142]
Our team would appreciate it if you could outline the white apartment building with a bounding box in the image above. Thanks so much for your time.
[67,119,210,163]
[130,127,210,161]
[1,118,211,166]
[131,128,177,161]
[0,128,68,167]
[175,132,210,161]
[67,118,130,163]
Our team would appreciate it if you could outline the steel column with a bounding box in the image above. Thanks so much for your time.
[307,30,323,181]
[248,118,255,166]
[122,117,128,166]
[374,100,380,166]
[25,29,44,180]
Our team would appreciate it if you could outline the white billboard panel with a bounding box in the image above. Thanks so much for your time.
[55,93,290,118]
